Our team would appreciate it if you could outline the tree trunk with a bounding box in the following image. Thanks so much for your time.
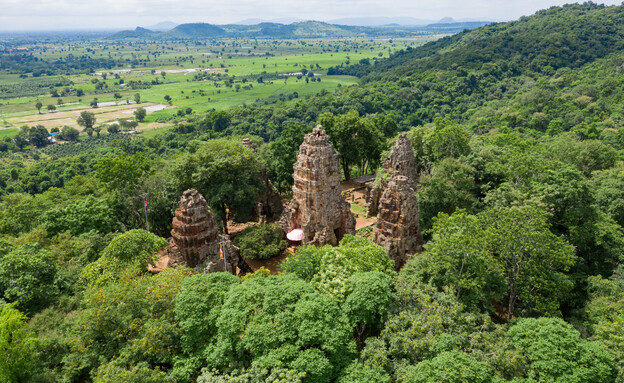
[342,158,351,181]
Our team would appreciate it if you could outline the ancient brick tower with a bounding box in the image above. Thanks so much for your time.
[366,132,418,216]
[170,189,219,267]
[371,133,423,270]
[373,175,423,270]
[169,189,244,273]
[280,125,355,246]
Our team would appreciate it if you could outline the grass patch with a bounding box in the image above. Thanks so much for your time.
[0,128,18,138]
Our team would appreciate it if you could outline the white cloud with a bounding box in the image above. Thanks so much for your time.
[0,0,621,30]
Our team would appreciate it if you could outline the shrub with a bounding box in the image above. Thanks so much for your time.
[234,223,286,260]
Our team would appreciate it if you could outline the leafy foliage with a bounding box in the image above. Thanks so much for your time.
[0,244,58,314]
[202,274,357,383]
[175,138,265,232]
[0,303,40,382]
[282,236,395,301]
[63,268,191,381]
[506,317,614,383]
[234,223,287,260]
[79,229,167,288]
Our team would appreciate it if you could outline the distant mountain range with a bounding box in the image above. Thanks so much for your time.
[109,20,494,40]
[235,18,304,25]
[234,16,500,27]
[144,21,177,32]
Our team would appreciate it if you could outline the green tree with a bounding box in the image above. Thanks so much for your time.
[197,366,304,382]
[402,351,492,383]
[0,303,39,382]
[41,195,116,236]
[263,125,309,192]
[134,93,141,104]
[359,272,489,378]
[175,139,264,233]
[343,272,394,345]
[338,363,390,383]
[282,236,396,302]
[77,111,96,131]
[60,126,79,141]
[543,133,617,176]
[506,317,614,382]
[318,111,387,180]
[107,124,120,134]
[134,107,146,122]
[413,210,506,312]
[201,274,357,383]
[65,268,189,381]
[27,125,50,148]
[173,272,239,381]
[233,223,287,260]
[94,152,151,196]
[119,118,138,130]
[406,125,435,175]
[585,272,624,381]
[79,229,167,289]
[417,158,476,234]
[0,244,58,314]
[429,117,471,160]
[94,361,174,383]
[35,101,42,114]
[481,205,576,317]
[591,167,624,227]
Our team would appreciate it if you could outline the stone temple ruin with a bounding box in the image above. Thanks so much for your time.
[370,132,423,270]
[280,125,355,246]
[366,132,418,216]
[169,189,250,274]
[373,175,423,270]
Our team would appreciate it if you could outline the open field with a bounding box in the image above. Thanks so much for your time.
[0,36,441,137]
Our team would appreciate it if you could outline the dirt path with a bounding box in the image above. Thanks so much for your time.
[148,249,171,273]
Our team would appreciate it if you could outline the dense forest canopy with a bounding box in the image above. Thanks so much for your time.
[1,2,624,382]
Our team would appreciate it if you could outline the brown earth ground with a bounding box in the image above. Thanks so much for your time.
[7,103,172,131]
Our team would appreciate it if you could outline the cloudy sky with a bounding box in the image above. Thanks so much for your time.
[0,0,621,31]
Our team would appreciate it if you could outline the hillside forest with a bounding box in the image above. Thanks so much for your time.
[1,2,624,383]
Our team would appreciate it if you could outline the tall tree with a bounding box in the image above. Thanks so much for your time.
[77,111,96,131]
[318,111,388,180]
[175,139,264,234]
[134,107,146,122]
[480,205,576,317]
[27,125,50,148]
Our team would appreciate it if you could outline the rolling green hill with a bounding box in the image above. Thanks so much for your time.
[107,26,156,39]
[334,3,624,79]
[327,2,624,132]
[162,23,227,39]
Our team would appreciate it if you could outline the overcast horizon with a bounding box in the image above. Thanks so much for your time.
[0,0,622,31]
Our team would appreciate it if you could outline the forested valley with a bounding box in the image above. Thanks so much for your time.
[1,2,624,382]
